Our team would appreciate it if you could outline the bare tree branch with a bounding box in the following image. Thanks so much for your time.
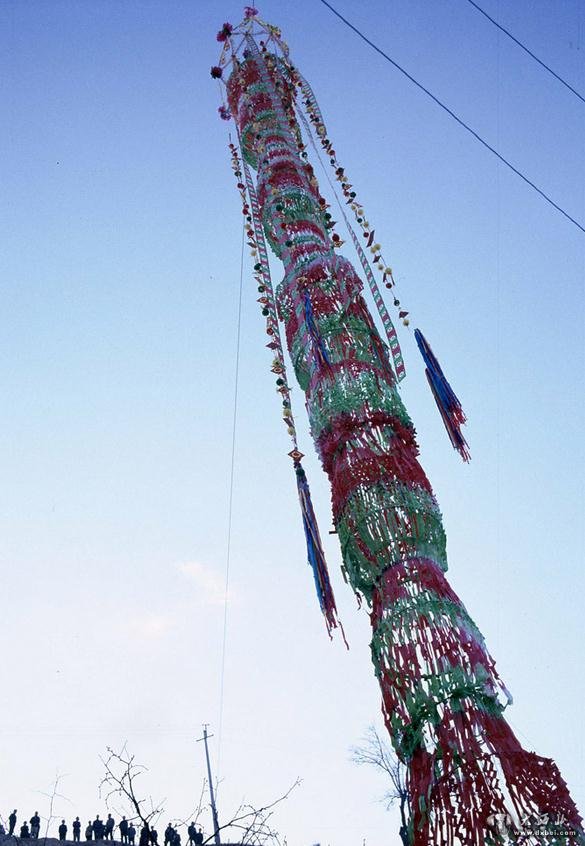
[351,726,411,846]
[98,746,299,846]
[99,746,165,833]
[200,778,301,846]
[36,772,72,844]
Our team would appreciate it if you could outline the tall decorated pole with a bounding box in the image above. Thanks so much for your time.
[212,10,582,845]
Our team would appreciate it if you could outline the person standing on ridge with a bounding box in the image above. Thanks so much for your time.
[58,820,67,841]
[9,811,17,836]
[92,816,104,841]
[72,817,81,842]
[127,823,136,846]
[119,817,128,844]
[104,815,115,841]
[30,811,41,839]
[85,821,93,841]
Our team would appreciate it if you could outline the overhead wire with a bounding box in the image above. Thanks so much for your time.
[463,0,585,105]
[318,0,585,235]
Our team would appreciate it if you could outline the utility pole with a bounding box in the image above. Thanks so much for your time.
[196,725,221,846]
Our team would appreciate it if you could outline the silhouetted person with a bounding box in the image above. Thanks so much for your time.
[139,826,149,846]
[187,825,195,846]
[105,816,115,842]
[20,823,30,839]
[194,831,203,846]
[164,826,173,846]
[128,824,136,846]
[93,817,104,841]
[149,829,158,846]
[172,832,180,846]
[86,822,93,841]
[119,817,129,845]
[73,817,81,843]
[30,812,41,839]
[59,821,67,841]
[9,811,17,836]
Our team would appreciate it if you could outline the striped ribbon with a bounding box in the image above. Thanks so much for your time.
[292,97,406,381]
[341,210,406,381]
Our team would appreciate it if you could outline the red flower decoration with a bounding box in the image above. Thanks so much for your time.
[244,6,258,17]
[210,66,223,79]
[218,105,231,120]
[216,22,233,42]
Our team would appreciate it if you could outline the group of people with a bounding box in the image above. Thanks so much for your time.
[4,811,43,840]
[1,812,205,846]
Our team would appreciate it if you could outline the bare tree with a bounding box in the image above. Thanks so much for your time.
[208,780,300,846]
[350,726,411,846]
[37,772,72,843]
[99,745,299,846]
[100,746,166,834]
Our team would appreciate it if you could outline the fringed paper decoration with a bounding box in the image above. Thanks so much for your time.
[304,290,331,368]
[290,67,475,459]
[214,10,583,844]
[415,328,470,461]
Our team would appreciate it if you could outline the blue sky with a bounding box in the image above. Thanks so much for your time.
[1,1,584,844]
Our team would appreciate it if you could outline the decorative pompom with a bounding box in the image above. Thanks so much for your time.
[244,5,259,17]
[218,105,231,120]
[210,66,223,79]
[216,22,233,42]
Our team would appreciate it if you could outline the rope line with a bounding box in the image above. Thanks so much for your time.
[318,0,585,235]
[464,0,585,105]
[216,219,245,785]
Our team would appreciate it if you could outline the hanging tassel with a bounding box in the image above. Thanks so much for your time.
[415,328,470,462]
[294,460,346,644]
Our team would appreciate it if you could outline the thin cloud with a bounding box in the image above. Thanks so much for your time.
[176,560,235,606]
[125,614,175,640]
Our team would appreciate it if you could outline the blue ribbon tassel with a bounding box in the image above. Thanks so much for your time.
[415,328,470,462]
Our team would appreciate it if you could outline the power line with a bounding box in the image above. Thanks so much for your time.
[318,0,585,235]
[464,0,585,105]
